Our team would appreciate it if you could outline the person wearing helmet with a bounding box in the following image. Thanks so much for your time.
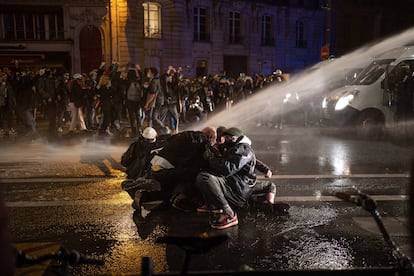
[121,127,171,208]
[132,127,217,213]
[273,69,285,83]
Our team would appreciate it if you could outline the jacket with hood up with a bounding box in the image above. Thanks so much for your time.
[208,135,256,206]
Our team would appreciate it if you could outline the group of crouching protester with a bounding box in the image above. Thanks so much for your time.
[121,126,290,230]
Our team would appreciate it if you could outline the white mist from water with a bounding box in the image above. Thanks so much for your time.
[2,27,414,165]
[199,27,414,133]
[0,138,127,163]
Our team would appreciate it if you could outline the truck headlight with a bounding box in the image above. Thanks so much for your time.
[335,91,359,111]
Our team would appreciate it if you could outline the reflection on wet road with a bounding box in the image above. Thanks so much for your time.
[4,177,409,274]
[1,128,411,274]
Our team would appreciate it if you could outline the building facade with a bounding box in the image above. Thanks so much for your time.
[0,0,325,77]
[330,0,414,57]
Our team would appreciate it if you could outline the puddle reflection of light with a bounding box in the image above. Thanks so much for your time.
[330,143,351,176]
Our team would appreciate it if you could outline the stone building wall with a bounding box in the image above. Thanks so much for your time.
[0,0,325,76]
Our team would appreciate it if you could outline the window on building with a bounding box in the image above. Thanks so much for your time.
[0,7,63,41]
[229,11,241,44]
[48,13,64,40]
[143,2,162,39]
[194,7,209,41]
[295,20,307,48]
[261,15,274,46]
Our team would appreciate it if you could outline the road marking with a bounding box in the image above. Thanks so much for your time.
[5,199,130,207]
[275,194,408,202]
[264,173,409,180]
[4,194,408,208]
[0,177,116,183]
[0,173,409,184]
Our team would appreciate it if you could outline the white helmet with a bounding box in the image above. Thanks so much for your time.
[274,69,282,76]
[73,73,82,80]
[142,127,157,140]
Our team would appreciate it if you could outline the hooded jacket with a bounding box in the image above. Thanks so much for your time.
[208,135,257,205]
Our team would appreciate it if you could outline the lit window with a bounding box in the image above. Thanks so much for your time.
[143,2,162,39]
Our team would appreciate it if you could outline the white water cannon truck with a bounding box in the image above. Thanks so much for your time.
[321,46,414,138]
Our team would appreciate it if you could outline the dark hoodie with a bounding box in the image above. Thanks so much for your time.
[208,135,257,205]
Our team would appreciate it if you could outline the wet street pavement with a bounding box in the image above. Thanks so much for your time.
[0,126,412,275]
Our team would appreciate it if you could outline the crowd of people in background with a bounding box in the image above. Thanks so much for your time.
[0,61,287,140]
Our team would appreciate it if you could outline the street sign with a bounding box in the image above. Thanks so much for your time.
[321,45,330,60]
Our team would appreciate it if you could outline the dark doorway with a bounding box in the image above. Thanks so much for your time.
[79,25,102,74]
[223,55,247,78]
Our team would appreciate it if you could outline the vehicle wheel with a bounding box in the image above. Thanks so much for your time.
[355,111,384,139]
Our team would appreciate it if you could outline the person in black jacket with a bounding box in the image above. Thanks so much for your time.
[196,127,256,229]
[208,126,289,215]
[68,73,88,133]
[14,71,39,138]
[120,127,171,208]
[133,127,217,213]
[96,75,115,136]
[37,68,57,135]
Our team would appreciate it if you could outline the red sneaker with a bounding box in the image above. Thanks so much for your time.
[211,212,238,229]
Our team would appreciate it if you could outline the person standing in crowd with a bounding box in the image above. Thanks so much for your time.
[0,72,16,137]
[214,77,229,112]
[160,66,180,134]
[68,73,88,134]
[14,70,39,138]
[111,65,129,133]
[125,65,144,137]
[233,73,246,104]
[176,78,190,123]
[143,67,170,134]
[55,74,70,133]
[84,70,98,131]
[96,74,115,136]
[197,127,256,229]
[187,95,205,122]
[37,67,57,136]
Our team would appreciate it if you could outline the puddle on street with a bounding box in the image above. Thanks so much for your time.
[240,206,354,271]
[119,205,355,272]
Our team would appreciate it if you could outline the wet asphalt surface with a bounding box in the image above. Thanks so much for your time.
[0,126,413,275]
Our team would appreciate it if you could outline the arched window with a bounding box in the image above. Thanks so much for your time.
[143,2,161,39]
